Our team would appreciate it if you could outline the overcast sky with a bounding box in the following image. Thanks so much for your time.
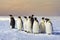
[0,0,60,16]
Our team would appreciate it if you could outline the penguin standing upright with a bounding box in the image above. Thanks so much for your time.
[30,15,34,28]
[26,16,32,33]
[40,17,45,33]
[45,18,52,35]
[17,16,23,30]
[23,16,27,32]
[33,17,40,34]
[9,15,15,29]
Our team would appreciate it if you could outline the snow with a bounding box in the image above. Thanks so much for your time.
[0,16,60,40]
[0,29,60,40]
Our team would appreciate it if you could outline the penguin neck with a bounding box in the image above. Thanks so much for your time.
[28,18,31,20]
[34,20,38,23]
[25,18,27,21]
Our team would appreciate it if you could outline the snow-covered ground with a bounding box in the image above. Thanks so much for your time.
[0,16,60,40]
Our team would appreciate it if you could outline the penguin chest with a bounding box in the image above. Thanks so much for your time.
[23,20,27,30]
[40,22,45,32]
[26,20,32,32]
[33,21,39,33]
[27,20,31,27]
[17,19,22,29]
[45,23,52,33]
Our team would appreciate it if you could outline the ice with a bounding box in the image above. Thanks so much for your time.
[0,16,60,40]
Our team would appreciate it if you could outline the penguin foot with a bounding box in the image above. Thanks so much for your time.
[48,33,52,35]
[33,32,39,34]
[27,31,31,33]
[25,30,27,32]
[41,32,45,33]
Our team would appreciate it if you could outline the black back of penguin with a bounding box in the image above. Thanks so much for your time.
[30,15,34,25]
[10,17,15,26]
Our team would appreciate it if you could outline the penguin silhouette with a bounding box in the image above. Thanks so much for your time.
[40,17,45,33]
[33,17,40,34]
[17,16,23,30]
[30,15,34,28]
[23,16,27,32]
[9,15,15,29]
[26,16,32,33]
[45,18,52,35]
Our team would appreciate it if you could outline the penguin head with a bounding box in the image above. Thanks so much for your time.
[24,16,27,19]
[45,18,49,22]
[9,14,14,18]
[18,16,21,18]
[42,17,44,20]
[29,16,31,18]
[9,14,12,16]
[34,17,37,20]
[31,14,34,17]
[34,17,38,22]
[9,14,13,17]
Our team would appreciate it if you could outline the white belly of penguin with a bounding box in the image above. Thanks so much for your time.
[40,22,45,32]
[33,21,39,33]
[17,19,22,30]
[23,20,27,31]
[27,20,31,32]
[45,22,52,34]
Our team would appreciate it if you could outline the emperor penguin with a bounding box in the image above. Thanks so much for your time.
[26,16,32,33]
[33,17,40,34]
[9,15,15,29]
[40,17,45,33]
[17,16,23,30]
[23,16,27,32]
[45,18,52,35]
[30,15,34,28]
